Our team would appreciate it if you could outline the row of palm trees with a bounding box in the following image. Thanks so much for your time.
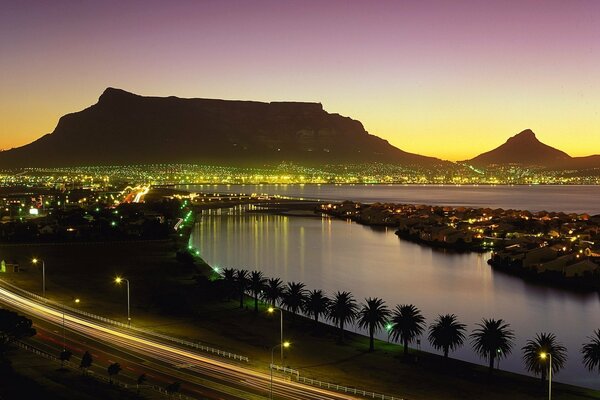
[221,268,600,382]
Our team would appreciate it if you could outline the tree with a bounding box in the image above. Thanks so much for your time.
[470,318,514,372]
[281,282,306,320]
[137,373,147,394]
[357,297,390,352]
[390,304,425,357]
[80,351,93,375]
[234,269,250,309]
[328,291,357,343]
[166,381,181,396]
[0,308,36,355]
[262,278,284,307]
[59,349,72,368]
[428,314,466,359]
[107,362,122,384]
[582,329,600,373]
[222,268,236,300]
[522,332,567,384]
[249,270,266,313]
[303,289,330,327]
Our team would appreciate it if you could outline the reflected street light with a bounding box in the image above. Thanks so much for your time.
[268,306,284,364]
[540,352,552,400]
[32,258,45,297]
[115,276,131,326]
[270,341,290,400]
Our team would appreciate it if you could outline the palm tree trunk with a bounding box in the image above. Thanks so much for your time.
[369,325,375,352]
[488,354,495,371]
[339,321,345,343]
[239,292,244,309]
[403,338,409,356]
[254,292,258,313]
[444,348,449,358]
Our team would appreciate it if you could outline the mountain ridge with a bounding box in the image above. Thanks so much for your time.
[0,88,444,168]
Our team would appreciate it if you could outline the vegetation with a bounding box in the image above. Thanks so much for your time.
[262,277,284,307]
[470,319,514,372]
[328,291,357,343]
[390,304,425,357]
[80,351,93,375]
[234,269,249,309]
[281,282,307,321]
[428,314,466,359]
[303,289,330,326]
[522,332,567,383]
[107,362,122,384]
[582,329,600,373]
[357,297,390,352]
[59,349,72,368]
[249,270,266,313]
[0,309,36,356]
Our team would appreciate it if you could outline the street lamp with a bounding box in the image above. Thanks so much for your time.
[115,276,131,326]
[267,306,284,364]
[385,323,393,343]
[32,258,45,297]
[270,341,290,400]
[540,352,552,400]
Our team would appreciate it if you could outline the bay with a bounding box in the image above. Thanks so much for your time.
[183,184,600,389]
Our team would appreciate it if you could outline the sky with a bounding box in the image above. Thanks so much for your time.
[1,0,599,161]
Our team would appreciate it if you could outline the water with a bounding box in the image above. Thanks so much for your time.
[191,206,600,389]
[179,184,600,214]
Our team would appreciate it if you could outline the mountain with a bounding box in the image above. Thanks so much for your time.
[467,129,600,169]
[468,129,570,167]
[0,88,444,168]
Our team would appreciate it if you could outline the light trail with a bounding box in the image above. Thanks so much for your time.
[0,285,361,400]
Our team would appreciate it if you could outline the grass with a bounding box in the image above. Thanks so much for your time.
[1,240,599,400]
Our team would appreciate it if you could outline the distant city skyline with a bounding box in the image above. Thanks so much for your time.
[1,0,599,161]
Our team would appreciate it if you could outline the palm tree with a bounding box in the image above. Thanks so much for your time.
[262,278,284,307]
[281,282,306,319]
[390,304,425,357]
[357,297,390,352]
[222,268,236,300]
[522,332,567,384]
[249,270,266,312]
[328,291,357,343]
[428,314,466,359]
[303,289,330,327]
[234,269,249,309]
[107,362,122,384]
[470,318,514,372]
[582,329,600,373]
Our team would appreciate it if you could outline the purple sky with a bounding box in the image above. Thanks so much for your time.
[2,0,599,160]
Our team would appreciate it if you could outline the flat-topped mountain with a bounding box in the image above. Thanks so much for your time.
[467,129,600,169]
[0,88,443,168]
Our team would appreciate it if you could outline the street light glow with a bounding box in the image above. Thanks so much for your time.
[540,352,547,360]
[32,258,38,264]
[283,341,291,348]
[115,277,123,284]
[268,307,275,313]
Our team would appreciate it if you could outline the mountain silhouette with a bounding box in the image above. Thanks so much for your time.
[467,129,600,168]
[0,88,444,168]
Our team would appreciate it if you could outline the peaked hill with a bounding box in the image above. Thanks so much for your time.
[467,129,600,169]
[0,88,443,168]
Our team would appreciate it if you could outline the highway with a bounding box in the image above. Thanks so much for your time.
[0,283,362,400]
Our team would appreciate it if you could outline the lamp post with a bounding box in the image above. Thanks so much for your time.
[540,352,552,400]
[32,258,45,297]
[268,307,284,364]
[61,298,81,350]
[270,341,290,400]
[115,277,131,326]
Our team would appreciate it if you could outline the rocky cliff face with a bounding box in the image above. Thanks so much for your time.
[0,88,442,168]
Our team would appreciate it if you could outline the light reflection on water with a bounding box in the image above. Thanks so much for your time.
[192,206,600,389]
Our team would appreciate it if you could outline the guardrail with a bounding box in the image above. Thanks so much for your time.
[270,364,299,378]
[295,376,403,400]
[0,279,249,363]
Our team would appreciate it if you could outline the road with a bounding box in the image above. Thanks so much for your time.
[0,283,363,400]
